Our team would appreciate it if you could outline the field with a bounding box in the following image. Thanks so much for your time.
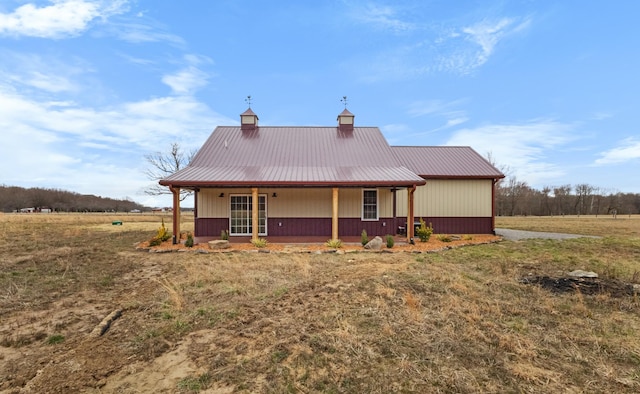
[1,213,640,393]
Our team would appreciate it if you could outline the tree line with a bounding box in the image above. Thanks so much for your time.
[0,185,148,213]
[496,180,640,216]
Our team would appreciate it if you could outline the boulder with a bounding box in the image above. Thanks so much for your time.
[364,236,383,250]
[208,240,230,249]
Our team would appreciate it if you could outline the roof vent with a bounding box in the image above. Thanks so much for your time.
[240,107,258,131]
[337,108,354,132]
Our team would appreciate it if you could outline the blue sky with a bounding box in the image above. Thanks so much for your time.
[1,0,639,208]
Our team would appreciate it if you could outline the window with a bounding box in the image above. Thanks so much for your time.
[229,194,267,235]
[362,189,378,220]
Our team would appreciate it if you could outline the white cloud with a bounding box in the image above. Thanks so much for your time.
[0,0,128,39]
[462,18,514,65]
[594,138,640,165]
[351,4,414,33]
[107,20,184,45]
[445,120,576,185]
[162,55,213,96]
[443,16,531,73]
[405,99,468,134]
[444,117,468,127]
[162,66,209,96]
[0,84,234,201]
[353,13,532,81]
[408,99,467,117]
[23,71,77,92]
[0,51,89,94]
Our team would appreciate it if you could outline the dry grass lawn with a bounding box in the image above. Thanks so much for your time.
[1,213,639,393]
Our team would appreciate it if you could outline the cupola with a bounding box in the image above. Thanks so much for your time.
[240,107,258,131]
[337,108,354,132]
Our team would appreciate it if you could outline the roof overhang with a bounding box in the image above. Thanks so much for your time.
[159,179,426,189]
[418,174,505,180]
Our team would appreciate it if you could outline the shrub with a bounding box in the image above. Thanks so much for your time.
[415,219,433,242]
[437,234,452,242]
[149,218,172,246]
[463,234,473,241]
[221,230,229,240]
[185,233,194,248]
[361,229,369,246]
[385,234,394,248]
[251,238,268,248]
[325,239,343,249]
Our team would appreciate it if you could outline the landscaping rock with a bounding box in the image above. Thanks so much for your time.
[568,270,598,278]
[208,240,230,249]
[364,236,383,250]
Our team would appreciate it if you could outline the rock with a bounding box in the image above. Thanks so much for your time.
[208,240,230,249]
[364,236,383,250]
[568,270,598,278]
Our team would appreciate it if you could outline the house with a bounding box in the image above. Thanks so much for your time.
[159,107,504,243]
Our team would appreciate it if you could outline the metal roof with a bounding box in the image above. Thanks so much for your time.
[161,126,426,187]
[391,146,504,179]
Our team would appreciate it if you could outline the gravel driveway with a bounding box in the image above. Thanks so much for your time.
[495,228,601,241]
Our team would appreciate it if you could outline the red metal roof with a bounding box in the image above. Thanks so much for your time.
[391,146,504,179]
[160,126,426,187]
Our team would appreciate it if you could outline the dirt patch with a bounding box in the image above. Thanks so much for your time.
[520,276,639,297]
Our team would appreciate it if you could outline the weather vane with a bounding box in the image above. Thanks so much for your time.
[245,95,252,108]
[341,96,348,109]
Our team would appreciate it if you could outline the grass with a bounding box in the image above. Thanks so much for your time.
[1,213,639,392]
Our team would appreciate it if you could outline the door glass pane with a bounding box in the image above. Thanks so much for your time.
[229,194,267,235]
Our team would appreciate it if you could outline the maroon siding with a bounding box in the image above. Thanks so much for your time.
[267,218,332,236]
[195,216,494,238]
[195,217,228,237]
[408,217,494,234]
[338,218,398,237]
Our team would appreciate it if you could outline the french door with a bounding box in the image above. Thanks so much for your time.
[229,194,267,236]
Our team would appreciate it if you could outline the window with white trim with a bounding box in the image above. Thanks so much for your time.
[362,189,378,220]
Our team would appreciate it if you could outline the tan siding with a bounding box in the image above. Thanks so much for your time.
[396,179,493,217]
[338,188,360,217]
[198,188,228,217]
[269,189,332,217]
[198,187,395,219]
[379,189,393,217]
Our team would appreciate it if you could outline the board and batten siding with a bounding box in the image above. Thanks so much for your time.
[396,179,493,217]
[197,187,393,219]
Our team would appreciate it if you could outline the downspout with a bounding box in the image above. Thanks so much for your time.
[169,186,181,244]
[407,184,417,243]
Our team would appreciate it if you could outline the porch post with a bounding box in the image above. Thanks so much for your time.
[332,187,339,240]
[252,187,259,241]
[170,186,181,244]
[407,185,416,243]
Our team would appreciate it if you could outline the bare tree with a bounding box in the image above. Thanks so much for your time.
[144,142,196,201]
[574,183,595,216]
[553,185,572,215]
[502,176,531,216]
